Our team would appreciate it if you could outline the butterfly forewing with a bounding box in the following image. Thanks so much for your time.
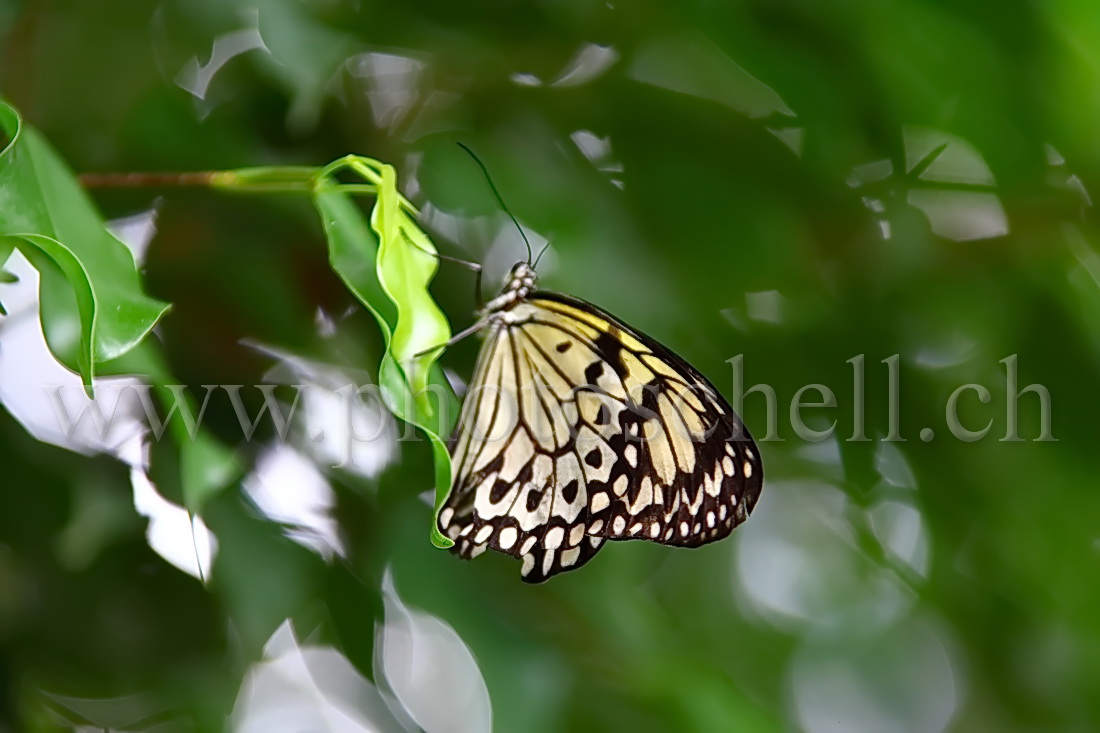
[439,290,763,582]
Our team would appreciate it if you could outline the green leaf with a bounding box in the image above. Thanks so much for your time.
[379,355,459,548]
[1,232,98,389]
[103,342,243,511]
[313,170,459,548]
[0,102,171,392]
[180,430,241,511]
[314,188,397,329]
[371,163,452,397]
[252,0,360,131]
[0,237,14,315]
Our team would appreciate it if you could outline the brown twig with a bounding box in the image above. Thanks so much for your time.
[77,171,219,188]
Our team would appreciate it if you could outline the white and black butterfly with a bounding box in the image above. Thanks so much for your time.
[437,260,763,582]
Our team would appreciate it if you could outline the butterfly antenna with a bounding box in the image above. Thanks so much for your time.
[532,241,552,269]
[457,142,533,264]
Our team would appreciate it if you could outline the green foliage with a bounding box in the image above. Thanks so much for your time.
[0,102,243,513]
[3,1,1100,731]
[311,156,458,547]
[0,109,459,532]
[0,103,170,392]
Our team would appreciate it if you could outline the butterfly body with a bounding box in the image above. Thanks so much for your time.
[439,262,763,582]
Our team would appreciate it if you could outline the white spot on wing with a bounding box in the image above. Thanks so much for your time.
[688,486,704,513]
[569,524,585,546]
[613,475,629,497]
[723,456,735,477]
[542,550,555,576]
[630,478,651,515]
[545,527,564,550]
[704,472,717,497]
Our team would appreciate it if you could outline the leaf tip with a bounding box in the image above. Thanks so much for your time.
[431,527,455,549]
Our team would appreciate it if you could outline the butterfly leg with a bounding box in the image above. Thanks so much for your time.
[413,317,492,359]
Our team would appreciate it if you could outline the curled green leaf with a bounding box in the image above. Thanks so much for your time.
[0,102,170,392]
[312,161,459,548]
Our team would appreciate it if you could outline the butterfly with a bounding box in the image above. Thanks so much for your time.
[434,259,764,583]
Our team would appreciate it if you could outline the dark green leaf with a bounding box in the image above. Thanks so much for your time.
[0,102,171,391]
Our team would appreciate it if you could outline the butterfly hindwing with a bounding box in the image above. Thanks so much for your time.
[438,290,763,582]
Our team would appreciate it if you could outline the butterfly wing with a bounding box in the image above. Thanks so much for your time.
[438,292,763,582]
[439,318,607,582]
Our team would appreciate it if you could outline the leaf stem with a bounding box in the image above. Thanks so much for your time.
[77,171,221,188]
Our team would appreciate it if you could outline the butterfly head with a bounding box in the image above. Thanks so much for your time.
[506,261,537,290]
[483,262,538,314]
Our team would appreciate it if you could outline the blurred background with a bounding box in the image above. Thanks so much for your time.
[2,0,1100,730]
